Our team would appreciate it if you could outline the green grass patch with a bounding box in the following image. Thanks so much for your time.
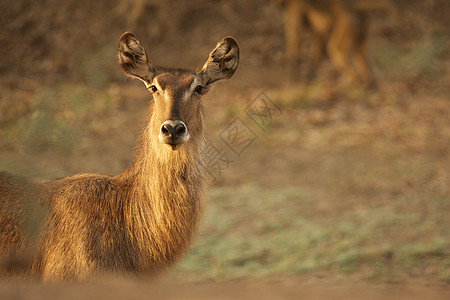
[175,184,450,283]
[0,84,120,153]
[374,34,448,82]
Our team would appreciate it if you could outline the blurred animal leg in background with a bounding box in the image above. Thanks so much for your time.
[353,13,373,85]
[282,0,303,81]
[302,6,332,82]
[277,0,399,86]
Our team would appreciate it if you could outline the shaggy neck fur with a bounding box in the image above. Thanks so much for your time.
[117,102,206,272]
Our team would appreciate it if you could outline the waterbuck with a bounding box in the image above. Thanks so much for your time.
[278,0,397,84]
[0,32,239,281]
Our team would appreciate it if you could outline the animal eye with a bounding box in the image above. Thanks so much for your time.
[194,85,204,94]
[149,85,158,93]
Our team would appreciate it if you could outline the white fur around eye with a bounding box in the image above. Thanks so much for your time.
[183,78,201,100]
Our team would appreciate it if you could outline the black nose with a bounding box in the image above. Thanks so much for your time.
[161,122,187,139]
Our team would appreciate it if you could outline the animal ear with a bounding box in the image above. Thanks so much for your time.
[200,37,239,85]
[118,32,157,85]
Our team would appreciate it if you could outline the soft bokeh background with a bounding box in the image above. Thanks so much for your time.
[0,0,449,298]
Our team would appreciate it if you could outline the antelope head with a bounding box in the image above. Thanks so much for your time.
[118,33,239,153]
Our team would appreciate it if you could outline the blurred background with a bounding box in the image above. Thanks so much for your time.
[0,0,449,298]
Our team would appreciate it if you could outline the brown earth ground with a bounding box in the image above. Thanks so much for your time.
[0,277,449,300]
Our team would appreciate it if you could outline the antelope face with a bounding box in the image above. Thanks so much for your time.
[150,72,205,150]
[117,32,239,151]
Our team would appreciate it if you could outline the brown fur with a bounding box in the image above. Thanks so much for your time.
[279,0,397,84]
[0,32,239,281]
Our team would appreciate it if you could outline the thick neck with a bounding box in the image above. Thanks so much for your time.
[114,117,206,270]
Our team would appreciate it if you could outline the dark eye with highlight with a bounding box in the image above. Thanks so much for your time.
[194,85,204,94]
[149,85,158,93]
